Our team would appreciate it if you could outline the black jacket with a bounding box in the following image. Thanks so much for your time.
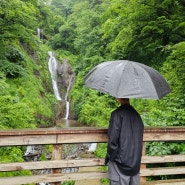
[105,104,144,176]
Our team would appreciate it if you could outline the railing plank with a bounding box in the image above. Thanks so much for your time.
[0,128,108,146]
[144,127,185,141]
[144,132,185,141]
[0,167,184,185]
[57,133,107,143]
[140,166,185,176]
[0,158,105,172]
[0,172,107,185]
[141,179,185,185]
[1,156,185,172]
[0,127,185,146]
[0,128,108,136]
[0,135,57,146]
[142,155,185,163]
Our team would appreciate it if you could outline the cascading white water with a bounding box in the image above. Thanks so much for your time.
[64,76,74,119]
[24,145,35,156]
[37,28,41,39]
[64,101,69,120]
[38,0,52,5]
[88,143,97,152]
[37,28,43,41]
[48,51,62,101]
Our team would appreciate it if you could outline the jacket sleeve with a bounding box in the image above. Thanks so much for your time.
[106,110,121,162]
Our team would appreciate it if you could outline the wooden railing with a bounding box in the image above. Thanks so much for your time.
[0,127,185,185]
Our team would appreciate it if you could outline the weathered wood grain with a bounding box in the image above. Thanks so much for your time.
[0,158,105,171]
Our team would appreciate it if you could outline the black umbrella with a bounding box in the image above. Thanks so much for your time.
[85,60,171,99]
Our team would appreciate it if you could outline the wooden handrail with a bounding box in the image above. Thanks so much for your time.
[0,126,185,146]
[0,126,184,136]
[0,126,185,185]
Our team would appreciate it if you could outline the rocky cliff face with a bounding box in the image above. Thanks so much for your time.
[57,59,75,101]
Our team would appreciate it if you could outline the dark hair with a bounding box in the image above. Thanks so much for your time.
[122,98,129,101]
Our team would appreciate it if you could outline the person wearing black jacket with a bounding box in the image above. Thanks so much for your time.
[105,98,144,185]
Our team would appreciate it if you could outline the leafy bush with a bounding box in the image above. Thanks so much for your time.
[62,181,75,185]
[0,60,25,78]
[0,146,32,177]
[0,95,36,129]
[6,47,24,64]
[0,72,9,95]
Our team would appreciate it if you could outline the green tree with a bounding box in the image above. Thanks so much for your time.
[0,0,38,42]
[125,0,185,67]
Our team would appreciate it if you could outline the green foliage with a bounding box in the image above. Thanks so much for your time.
[0,59,25,78]
[0,43,26,79]
[95,143,107,158]
[39,145,53,161]
[101,178,109,185]
[0,146,32,177]
[137,0,184,65]
[48,23,76,52]
[6,47,24,63]
[146,142,171,156]
[137,42,185,127]
[70,70,117,127]
[100,0,185,66]
[0,0,57,130]
[61,181,75,185]
[0,0,38,43]
[0,146,23,163]
[37,3,58,36]
[50,0,73,18]
[0,72,9,95]
[0,95,36,129]
[78,91,116,127]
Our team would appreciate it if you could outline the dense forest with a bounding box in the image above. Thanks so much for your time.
[0,0,185,181]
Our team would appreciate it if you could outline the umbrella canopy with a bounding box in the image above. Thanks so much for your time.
[85,60,171,100]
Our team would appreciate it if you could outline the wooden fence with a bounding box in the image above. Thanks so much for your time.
[0,127,185,185]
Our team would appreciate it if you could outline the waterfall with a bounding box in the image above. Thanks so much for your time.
[48,51,62,101]
[37,28,41,39]
[88,143,97,152]
[64,101,69,119]
[47,52,75,119]
[38,0,52,5]
[24,146,35,156]
[37,28,43,40]
[64,76,74,119]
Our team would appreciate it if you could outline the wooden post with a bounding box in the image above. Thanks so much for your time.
[52,144,62,185]
[140,142,146,182]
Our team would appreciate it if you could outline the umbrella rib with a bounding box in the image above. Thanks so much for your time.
[136,64,160,99]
